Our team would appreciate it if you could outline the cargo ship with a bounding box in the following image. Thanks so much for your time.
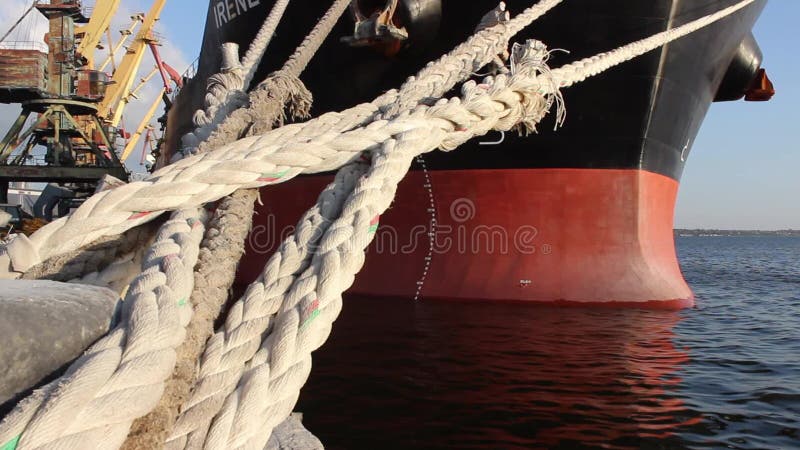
[164,0,773,308]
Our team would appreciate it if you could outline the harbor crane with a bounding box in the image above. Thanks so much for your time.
[0,0,173,212]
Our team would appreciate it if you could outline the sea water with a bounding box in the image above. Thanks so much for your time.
[297,236,800,449]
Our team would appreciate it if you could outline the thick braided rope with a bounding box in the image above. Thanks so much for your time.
[0,209,206,450]
[379,0,563,117]
[166,163,367,450]
[182,0,293,150]
[123,1,304,443]
[160,5,549,442]
[19,223,158,282]
[162,4,541,437]
[241,0,292,88]
[125,4,354,448]
[193,0,352,156]
[121,191,258,450]
[162,3,364,444]
[550,0,755,88]
[0,2,506,278]
[218,54,558,449]
[0,92,524,271]
[195,0,562,155]
[283,0,352,77]
[190,70,245,131]
[0,0,751,277]
[173,41,558,449]
[71,251,145,294]
[162,2,534,439]
[154,3,355,444]
[64,229,160,294]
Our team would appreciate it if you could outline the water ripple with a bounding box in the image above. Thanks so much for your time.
[298,236,800,449]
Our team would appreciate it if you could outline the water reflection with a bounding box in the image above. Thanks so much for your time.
[298,297,698,449]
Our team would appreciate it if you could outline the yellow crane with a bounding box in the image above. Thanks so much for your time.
[120,87,164,161]
[99,0,167,128]
[74,0,122,69]
[0,0,174,208]
[98,15,144,73]
[120,58,184,162]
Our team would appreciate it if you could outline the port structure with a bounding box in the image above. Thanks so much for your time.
[0,0,169,206]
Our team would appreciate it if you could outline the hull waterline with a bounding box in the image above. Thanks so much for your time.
[239,168,694,309]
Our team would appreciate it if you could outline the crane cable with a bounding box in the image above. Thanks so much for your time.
[0,2,36,44]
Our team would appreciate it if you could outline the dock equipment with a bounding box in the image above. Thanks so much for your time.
[0,0,170,208]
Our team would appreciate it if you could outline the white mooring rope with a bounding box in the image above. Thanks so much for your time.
[174,40,563,450]
[125,2,353,446]
[0,209,207,450]
[181,0,294,152]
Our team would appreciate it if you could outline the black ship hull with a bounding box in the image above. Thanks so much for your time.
[166,0,768,308]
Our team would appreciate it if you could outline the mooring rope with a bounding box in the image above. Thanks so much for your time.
[120,192,257,450]
[550,0,755,88]
[182,0,293,151]
[0,209,207,450]
[165,3,549,446]
[241,0,293,88]
[17,224,158,284]
[129,2,353,446]
[178,40,562,450]
[192,0,358,157]
[166,163,368,449]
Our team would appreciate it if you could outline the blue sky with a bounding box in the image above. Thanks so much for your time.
[676,1,798,229]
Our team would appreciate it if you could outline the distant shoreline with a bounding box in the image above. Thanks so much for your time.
[674,229,800,237]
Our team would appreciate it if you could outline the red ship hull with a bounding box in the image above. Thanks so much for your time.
[238,168,694,309]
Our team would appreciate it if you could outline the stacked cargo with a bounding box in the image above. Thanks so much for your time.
[0,44,49,103]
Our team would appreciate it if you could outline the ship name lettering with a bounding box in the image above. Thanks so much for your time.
[214,0,261,28]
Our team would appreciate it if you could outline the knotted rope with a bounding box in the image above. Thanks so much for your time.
[192,0,354,157]
[182,0,294,150]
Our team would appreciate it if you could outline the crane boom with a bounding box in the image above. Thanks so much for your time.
[0,0,177,206]
[128,66,159,101]
[74,0,122,69]
[98,16,143,73]
[100,0,167,127]
[120,87,164,162]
